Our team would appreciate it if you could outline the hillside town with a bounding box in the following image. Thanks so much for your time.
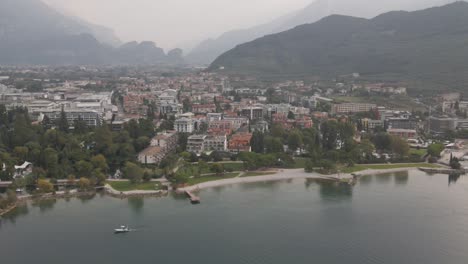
[0,65,467,204]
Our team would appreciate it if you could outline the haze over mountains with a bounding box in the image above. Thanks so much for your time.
[188,0,459,65]
[210,2,468,92]
[0,0,183,65]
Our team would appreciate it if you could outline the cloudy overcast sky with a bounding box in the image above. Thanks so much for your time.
[44,0,312,49]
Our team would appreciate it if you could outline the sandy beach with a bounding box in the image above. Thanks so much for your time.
[178,167,418,192]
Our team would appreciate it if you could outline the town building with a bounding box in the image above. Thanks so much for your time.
[228,133,253,153]
[386,118,418,130]
[332,103,377,115]
[240,106,264,120]
[361,118,384,131]
[192,104,216,114]
[137,131,178,165]
[428,116,457,135]
[137,146,165,165]
[187,135,207,154]
[41,109,102,127]
[204,135,228,152]
[223,116,249,130]
[388,129,417,139]
[175,117,194,133]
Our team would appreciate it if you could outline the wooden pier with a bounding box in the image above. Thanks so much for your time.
[185,190,200,204]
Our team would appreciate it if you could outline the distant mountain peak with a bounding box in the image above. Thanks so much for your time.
[187,0,464,65]
[209,2,468,95]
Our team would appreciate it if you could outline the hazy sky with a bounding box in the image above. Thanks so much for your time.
[43,0,312,50]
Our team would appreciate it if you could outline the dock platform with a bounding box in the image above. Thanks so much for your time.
[185,190,201,204]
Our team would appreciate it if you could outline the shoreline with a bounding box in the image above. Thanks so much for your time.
[104,184,169,198]
[0,204,17,217]
[0,167,425,217]
[178,167,419,192]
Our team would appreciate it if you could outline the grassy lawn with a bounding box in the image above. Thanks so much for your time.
[241,172,277,177]
[180,162,245,176]
[409,148,427,157]
[293,158,308,169]
[107,181,162,192]
[340,163,442,173]
[187,172,240,185]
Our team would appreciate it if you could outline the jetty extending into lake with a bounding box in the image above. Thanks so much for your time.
[185,190,200,204]
[419,167,466,175]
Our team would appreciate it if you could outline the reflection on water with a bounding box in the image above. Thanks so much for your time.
[77,193,96,204]
[449,173,463,185]
[359,175,373,185]
[0,204,29,225]
[239,180,285,191]
[305,179,353,202]
[128,197,144,213]
[32,199,57,213]
[376,173,393,183]
[394,171,409,185]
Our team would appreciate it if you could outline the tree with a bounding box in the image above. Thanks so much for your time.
[390,136,410,158]
[57,109,69,133]
[373,132,392,151]
[450,157,462,170]
[43,148,59,178]
[210,163,224,175]
[180,151,191,161]
[428,143,444,157]
[67,174,76,188]
[265,136,284,153]
[13,146,29,162]
[91,169,107,186]
[321,120,339,151]
[198,161,208,174]
[271,124,285,138]
[134,136,150,152]
[37,179,54,193]
[6,189,17,204]
[73,117,88,134]
[91,154,109,173]
[75,160,93,178]
[251,131,265,153]
[77,177,91,191]
[304,159,315,173]
[287,111,295,120]
[287,131,303,153]
[123,162,144,183]
[94,125,113,154]
[177,133,189,152]
[211,151,223,162]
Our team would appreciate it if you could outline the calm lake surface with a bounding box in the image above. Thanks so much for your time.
[1,171,468,264]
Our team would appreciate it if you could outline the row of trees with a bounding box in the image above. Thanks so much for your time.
[0,106,158,188]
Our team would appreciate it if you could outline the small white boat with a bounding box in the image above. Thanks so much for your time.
[114,225,130,234]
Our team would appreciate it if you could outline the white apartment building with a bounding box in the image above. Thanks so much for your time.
[175,117,194,133]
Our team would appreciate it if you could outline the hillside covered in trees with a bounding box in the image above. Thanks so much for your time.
[210,2,468,94]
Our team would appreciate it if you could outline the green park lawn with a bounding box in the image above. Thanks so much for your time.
[180,162,245,176]
[241,172,277,177]
[107,181,162,192]
[340,163,442,173]
[187,172,240,185]
[293,158,308,168]
[409,148,428,157]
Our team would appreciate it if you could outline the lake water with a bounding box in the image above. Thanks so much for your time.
[1,171,468,264]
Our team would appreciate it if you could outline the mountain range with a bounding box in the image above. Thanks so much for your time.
[0,0,183,65]
[187,0,457,65]
[209,2,468,93]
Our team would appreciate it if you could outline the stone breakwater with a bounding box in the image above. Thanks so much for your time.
[104,184,168,198]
